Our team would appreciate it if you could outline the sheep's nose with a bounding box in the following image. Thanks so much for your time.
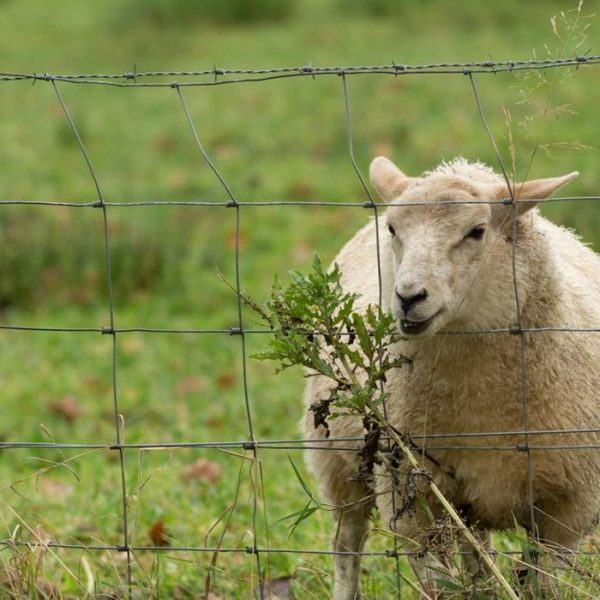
[396,288,428,313]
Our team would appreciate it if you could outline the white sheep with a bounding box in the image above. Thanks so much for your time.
[303,156,600,599]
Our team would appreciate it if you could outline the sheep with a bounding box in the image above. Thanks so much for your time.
[303,156,600,599]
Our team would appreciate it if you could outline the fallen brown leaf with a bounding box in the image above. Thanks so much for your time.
[148,519,170,547]
[216,372,236,390]
[183,458,222,484]
[205,416,224,431]
[288,180,313,200]
[47,396,84,423]
[176,376,208,396]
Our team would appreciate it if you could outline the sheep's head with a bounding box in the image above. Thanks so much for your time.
[370,156,579,337]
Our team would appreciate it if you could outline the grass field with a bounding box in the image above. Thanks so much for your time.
[1,0,600,597]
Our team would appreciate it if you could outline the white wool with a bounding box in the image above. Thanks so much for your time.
[423,156,501,182]
[303,157,597,599]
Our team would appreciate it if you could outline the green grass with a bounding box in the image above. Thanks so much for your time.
[126,0,295,25]
[0,0,599,596]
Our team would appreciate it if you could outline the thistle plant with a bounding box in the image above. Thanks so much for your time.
[251,255,409,441]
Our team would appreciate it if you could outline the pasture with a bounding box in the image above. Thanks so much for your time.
[0,0,599,596]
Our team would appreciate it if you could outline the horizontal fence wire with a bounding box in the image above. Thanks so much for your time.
[1,55,599,86]
[2,538,553,558]
[4,440,600,451]
[3,324,600,335]
[1,55,600,597]
[1,195,600,207]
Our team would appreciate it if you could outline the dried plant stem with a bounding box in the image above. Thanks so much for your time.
[378,416,519,600]
[339,349,517,597]
[339,356,517,596]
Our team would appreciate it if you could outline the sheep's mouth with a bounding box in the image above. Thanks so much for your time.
[400,312,439,336]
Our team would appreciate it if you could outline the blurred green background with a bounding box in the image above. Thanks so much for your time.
[0,0,599,597]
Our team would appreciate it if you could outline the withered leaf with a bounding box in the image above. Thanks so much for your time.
[183,458,222,484]
[176,376,208,396]
[47,396,84,423]
[148,519,170,547]
[216,373,236,390]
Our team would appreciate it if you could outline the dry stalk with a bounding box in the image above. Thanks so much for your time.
[382,425,519,600]
[329,338,518,597]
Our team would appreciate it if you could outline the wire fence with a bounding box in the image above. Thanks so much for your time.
[1,56,600,598]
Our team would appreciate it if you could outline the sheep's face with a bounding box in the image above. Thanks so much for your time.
[370,156,579,338]
[385,180,498,337]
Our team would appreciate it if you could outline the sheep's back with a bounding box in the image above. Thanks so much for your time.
[534,215,600,327]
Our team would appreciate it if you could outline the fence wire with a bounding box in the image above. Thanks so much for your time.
[1,55,600,598]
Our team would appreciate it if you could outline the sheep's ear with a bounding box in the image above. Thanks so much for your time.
[493,171,579,216]
[369,156,413,202]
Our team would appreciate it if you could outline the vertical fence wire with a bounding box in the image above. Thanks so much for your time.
[50,80,133,592]
[175,84,264,597]
[468,72,537,537]
[341,72,403,596]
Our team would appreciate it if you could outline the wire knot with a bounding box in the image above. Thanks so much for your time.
[213,66,225,82]
[299,64,316,79]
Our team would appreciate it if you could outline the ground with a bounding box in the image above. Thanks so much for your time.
[0,0,599,596]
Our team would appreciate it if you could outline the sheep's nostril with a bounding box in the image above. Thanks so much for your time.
[396,289,428,313]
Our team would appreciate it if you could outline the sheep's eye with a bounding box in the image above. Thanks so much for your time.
[466,226,485,241]
[388,224,396,236]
